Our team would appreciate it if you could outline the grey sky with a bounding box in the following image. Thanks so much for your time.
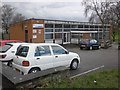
[3,1,89,22]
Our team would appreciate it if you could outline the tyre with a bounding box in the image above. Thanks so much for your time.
[80,47,83,50]
[87,47,90,50]
[28,68,40,74]
[70,60,78,70]
[7,60,13,67]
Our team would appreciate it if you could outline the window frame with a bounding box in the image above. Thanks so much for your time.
[0,44,13,53]
[16,46,29,57]
[51,45,68,55]
[34,45,51,57]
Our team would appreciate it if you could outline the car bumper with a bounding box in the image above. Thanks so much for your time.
[12,62,30,75]
[0,59,11,62]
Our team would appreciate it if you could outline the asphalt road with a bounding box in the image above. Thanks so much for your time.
[63,44,118,77]
[1,44,119,88]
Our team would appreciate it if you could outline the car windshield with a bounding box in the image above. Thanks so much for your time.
[0,44,13,53]
[16,46,29,57]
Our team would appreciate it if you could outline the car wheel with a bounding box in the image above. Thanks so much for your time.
[7,60,13,67]
[70,60,78,70]
[80,47,83,50]
[28,68,40,74]
[87,47,90,50]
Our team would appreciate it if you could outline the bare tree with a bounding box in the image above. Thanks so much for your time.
[12,13,25,24]
[1,4,15,34]
[102,1,120,41]
[82,0,118,45]
[1,4,26,39]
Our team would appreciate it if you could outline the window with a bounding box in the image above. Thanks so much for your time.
[84,25,89,28]
[71,34,79,38]
[64,24,70,28]
[90,25,94,28]
[64,29,70,32]
[0,44,13,53]
[35,46,51,56]
[78,25,83,28]
[45,24,53,28]
[45,34,53,39]
[55,24,62,28]
[95,25,98,28]
[51,46,66,55]
[55,29,62,32]
[55,33,62,39]
[16,46,29,57]
[71,25,77,28]
[45,29,53,32]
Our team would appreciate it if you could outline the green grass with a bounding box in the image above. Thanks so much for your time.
[36,69,119,88]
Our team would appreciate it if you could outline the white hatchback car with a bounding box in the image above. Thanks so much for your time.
[0,43,26,66]
[12,43,80,75]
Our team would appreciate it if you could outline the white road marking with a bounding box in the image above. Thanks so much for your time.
[70,65,104,79]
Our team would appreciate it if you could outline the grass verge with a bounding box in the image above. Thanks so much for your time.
[35,69,119,88]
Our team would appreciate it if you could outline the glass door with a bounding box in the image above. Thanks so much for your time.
[63,33,70,44]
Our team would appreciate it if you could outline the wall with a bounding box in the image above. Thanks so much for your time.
[82,33,90,39]
[10,19,45,43]
[10,22,25,41]
[31,20,44,43]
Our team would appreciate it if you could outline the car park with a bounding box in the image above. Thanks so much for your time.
[0,40,23,47]
[79,39,100,50]
[0,43,26,66]
[12,43,80,75]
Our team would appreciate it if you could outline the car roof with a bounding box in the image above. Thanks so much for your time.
[0,40,22,42]
[20,43,59,46]
[6,43,28,46]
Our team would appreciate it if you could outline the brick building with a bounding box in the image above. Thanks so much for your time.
[10,18,112,44]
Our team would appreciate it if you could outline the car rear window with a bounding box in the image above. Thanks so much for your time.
[16,46,29,57]
[80,39,89,44]
[0,44,13,53]
[90,40,97,44]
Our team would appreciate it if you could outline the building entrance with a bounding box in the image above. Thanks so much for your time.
[63,33,70,44]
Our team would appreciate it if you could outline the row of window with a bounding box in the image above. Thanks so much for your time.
[45,24,110,29]
[35,46,66,56]
[16,45,67,57]
[45,33,62,39]
[45,32,106,40]
[45,29,109,33]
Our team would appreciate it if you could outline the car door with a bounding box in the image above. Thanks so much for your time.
[51,45,70,68]
[34,45,54,70]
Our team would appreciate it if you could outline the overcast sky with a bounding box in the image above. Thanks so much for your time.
[3,1,89,22]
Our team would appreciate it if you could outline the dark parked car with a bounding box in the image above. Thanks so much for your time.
[79,39,100,50]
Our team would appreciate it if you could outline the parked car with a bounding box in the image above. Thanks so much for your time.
[79,39,100,50]
[0,40,23,47]
[12,43,80,75]
[0,43,26,66]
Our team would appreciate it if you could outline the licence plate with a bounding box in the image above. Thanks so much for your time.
[81,45,85,47]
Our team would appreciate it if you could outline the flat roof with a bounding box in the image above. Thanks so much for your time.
[10,18,110,26]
